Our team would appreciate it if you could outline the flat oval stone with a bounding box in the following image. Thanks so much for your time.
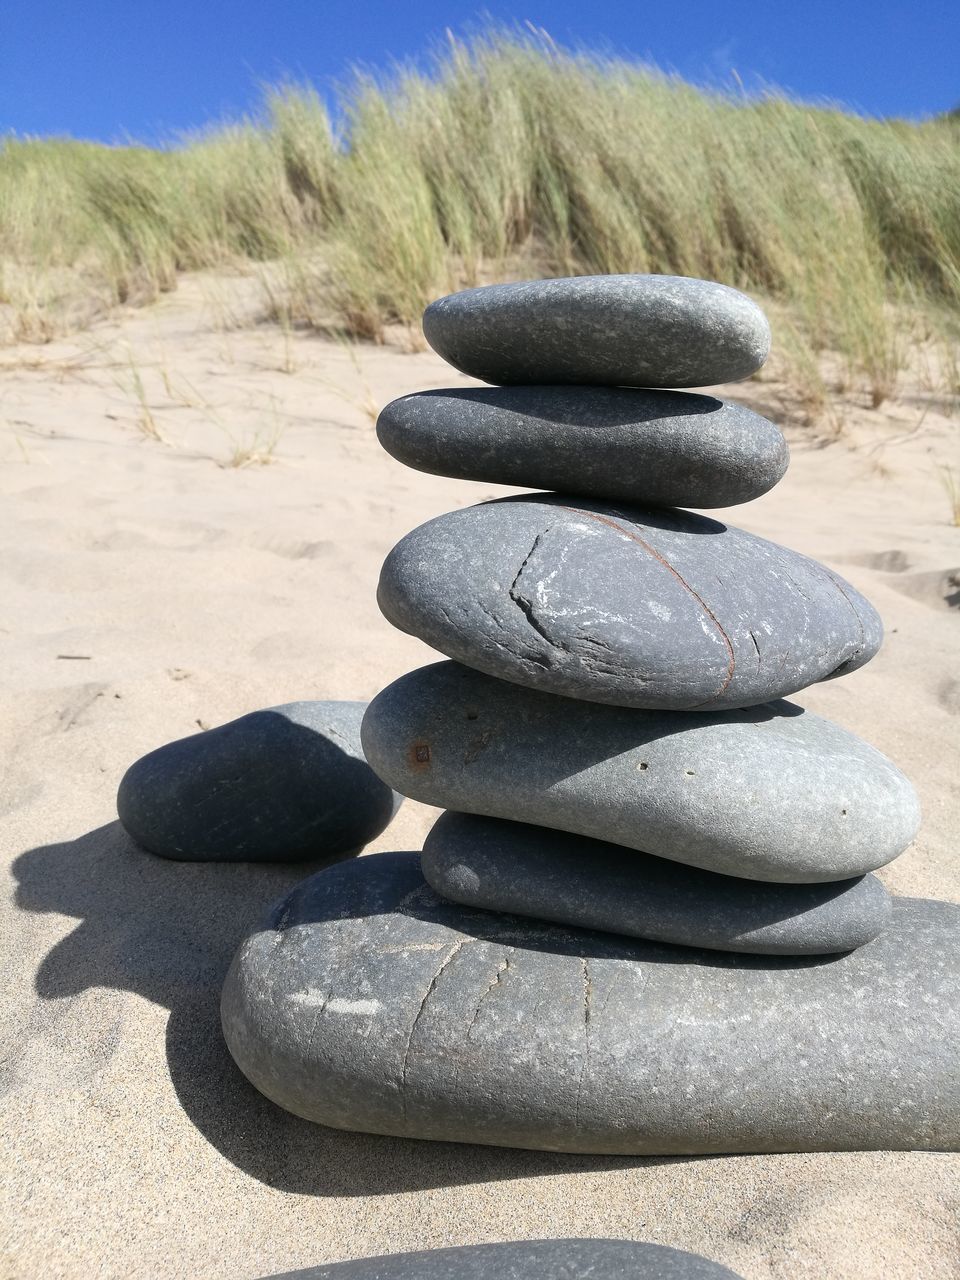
[262,1240,743,1280]
[118,701,400,862]
[377,496,883,710]
[360,663,920,882]
[377,386,788,508]
[422,813,892,954]
[221,852,960,1155]
[421,275,771,388]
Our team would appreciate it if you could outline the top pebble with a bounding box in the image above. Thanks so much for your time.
[422,274,771,388]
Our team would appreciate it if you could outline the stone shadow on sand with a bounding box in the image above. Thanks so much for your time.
[13,821,689,1196]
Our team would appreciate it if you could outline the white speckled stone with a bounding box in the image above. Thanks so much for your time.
[422,275,771,388]
[221,852,960,1155]
[377,496,882,711]
[421,812,892,955]
[360,663,920,883]
[376,386,788,508]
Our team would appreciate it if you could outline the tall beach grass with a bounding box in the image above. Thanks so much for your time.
[1,30,958,413]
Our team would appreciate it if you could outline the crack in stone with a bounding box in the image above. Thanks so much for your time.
[749,629,762,673]
[575,634,637,679]
[466,949,513,1040]
[475,599,509,635]
[785,571,812,603]
[399,936,466,1124]
[556,505,737,704]
[580,634,615,651]
[271,898,295,949]
[438,603,462,631]
[574,955,593,1131]
[508,524,660,681]
[508,529,571,664]
[305,981,337,1054]
[824,570,869,662]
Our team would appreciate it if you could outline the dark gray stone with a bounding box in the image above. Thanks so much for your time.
[360,663,919,883]
[117,702,399,863]
[221,852,960,1155]
[422,813,892,955]
[421,275,770,388]
[377,496,882,710]
[377,386,788,509]
[262,1239,743,1279]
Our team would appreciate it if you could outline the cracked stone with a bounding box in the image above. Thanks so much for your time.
[377,495,882,711]
[220,852,960,1155]
[421,812,893,954]
[377,385,788,508]
[360,662,919,883]
[117,701,401,862]
[422,274,770,388]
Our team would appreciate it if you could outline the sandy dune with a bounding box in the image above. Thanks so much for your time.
[1,275,958,1279]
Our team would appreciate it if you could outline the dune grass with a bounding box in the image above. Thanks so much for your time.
[1,30,958,415]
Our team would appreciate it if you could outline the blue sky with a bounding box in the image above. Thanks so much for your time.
[2,1,957,143]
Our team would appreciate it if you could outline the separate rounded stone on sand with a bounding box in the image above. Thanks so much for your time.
[421,812,892,955]
[118,701,400,862]
[422,274,771,388]
[221,852,960,1155]
[377,386,789,508]
[378,496,882,711]
[361,662,920,883]
[261,1240,743,1279]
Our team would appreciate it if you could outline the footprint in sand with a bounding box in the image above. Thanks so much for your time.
[837,551,959,611]
[42,683,111,735]
[85,521,230,552]
[889,568,960,611]
[88,528,155,551]
[249,536,336,561]
[936,677,960,716]
[841,549,912,574]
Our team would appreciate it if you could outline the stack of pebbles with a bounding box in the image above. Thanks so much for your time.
[222,276,959,1156]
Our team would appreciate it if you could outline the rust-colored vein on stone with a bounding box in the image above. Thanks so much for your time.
[558,505,736,702]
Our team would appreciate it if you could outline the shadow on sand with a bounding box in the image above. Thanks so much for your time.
[13,821,688,1196]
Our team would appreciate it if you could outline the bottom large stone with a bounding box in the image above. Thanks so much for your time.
[221,853,959,1155]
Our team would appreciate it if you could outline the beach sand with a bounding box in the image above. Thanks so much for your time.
[1,274,958,1279]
